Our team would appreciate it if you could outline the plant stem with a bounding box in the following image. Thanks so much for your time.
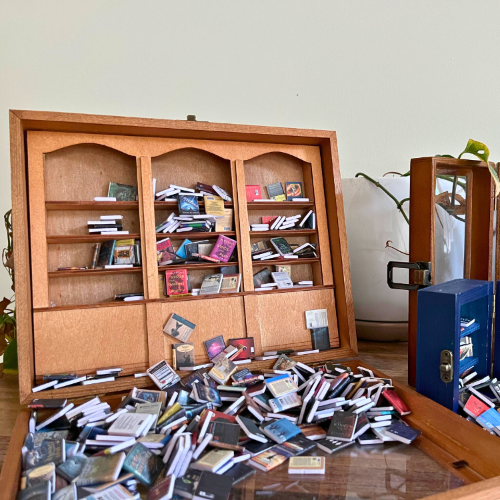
[355,173,409,224]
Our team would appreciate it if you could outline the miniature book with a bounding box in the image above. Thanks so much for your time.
[209,235,237,263]
[164,269,189,296]
[75,453,126,486]
[286,182,303,200]
[178,194,200,215]
[215,208,234,232]
[260,418,301,444]
[288,456,325,474]
[147,360,181,390]
[96,240,116,267]
[270,237,293,256]
[173,343,195,370]
[123,443,164,487]
[200,274,223,295]
[228,337,254,360]
[108,182,138,201]
[204,336,226,360]
[271,271,294,289]
[220,274,241,293]
[157,238,177,265]
[311,327,330,351]
[163,313,196,342]
[265,182,286,201]
[245,185,262,201]
[203,195,225,216]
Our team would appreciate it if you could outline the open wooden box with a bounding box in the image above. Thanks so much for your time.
[5,110,500,499]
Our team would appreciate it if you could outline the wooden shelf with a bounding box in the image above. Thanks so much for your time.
[158,262,238,271]
[33,285,335,311]
[249,229,316,237]
[47,234,141,244]
[48,267,143,278]
[247,201,314,210]
[155,201,233,209]
[45,201,139,210]
[156,231,235,240]
[252,257,319,266]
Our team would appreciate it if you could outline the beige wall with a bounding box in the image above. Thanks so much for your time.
[0,1,499,299]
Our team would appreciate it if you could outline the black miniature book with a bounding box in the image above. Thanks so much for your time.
[311,327,330,351]
[253,268,272,287]
[194,471,233,500]
[222,462,256,485]
[209,421,241,446]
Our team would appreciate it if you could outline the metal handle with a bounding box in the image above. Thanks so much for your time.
[387,261,432,291]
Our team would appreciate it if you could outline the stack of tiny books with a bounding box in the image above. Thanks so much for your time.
[250,210,316,232]
[22,358,421,500]
[87,214,129,236]
[251,237,317,262]
[245,181,310,202]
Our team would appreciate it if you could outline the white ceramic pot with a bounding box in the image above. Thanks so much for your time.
[342,177,410,341]
[342,176,466,341]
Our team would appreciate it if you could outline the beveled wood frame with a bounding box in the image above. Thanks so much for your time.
[9,110,357,404]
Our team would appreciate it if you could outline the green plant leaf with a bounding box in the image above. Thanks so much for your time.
[458,139,500,196]
[2,336,18,374]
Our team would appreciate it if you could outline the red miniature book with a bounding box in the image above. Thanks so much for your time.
[262,216,278,225]
[228,337,255,360]
[382,389,412,416]
[463,394,490,418]
[164,269,189,296]
[245,185,261,201]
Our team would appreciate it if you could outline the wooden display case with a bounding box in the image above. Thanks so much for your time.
[4,111,500,499]
[9,110,356,405]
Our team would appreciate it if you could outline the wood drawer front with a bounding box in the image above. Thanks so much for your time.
[33,304,148,377]
[146,297,247,367]
[244,288,339,352]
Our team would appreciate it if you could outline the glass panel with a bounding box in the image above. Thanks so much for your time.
[231,442,464,499]
[434,175,468,284]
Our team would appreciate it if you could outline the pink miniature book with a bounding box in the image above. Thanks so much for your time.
[209,235,237,263]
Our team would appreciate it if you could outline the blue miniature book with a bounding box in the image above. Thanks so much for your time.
[176,239,192,260]
[477,408,500,431]
[259,418,301,444]
[123,443,163,486]
[384,422,421,444]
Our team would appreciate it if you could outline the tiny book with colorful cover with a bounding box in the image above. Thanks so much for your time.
[245,185,262,201]
[97,240,116,267]
[75,453,126,486]
[382,390,412,416]
[108,182,138,201]
[220,274,241,293]
[178,194,200,215]
[163,313,196,342]
[123,443,163,487]
[228,337,254,360]
[157,238,176,265]
[249,446,289,471]
[172,343,195,370]
[384,422,421,444]
[204,335,226,360]
[164,269,189,296]
[259,418,301,444]
[176,239,192,260]
[265,182,286,201]
[327,411,358,442]
[204,195,225,216]
[209,235,237,263]
[285,182,303,200]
